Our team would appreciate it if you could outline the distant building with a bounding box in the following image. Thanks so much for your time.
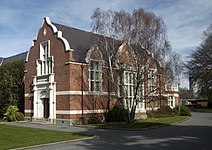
[0,52,27,66]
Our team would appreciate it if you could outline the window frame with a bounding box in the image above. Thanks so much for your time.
[89,59,102,92]
[168,96,174,108]
[123,71,135,109]
[37,40,53,76]
[148,69,157,95]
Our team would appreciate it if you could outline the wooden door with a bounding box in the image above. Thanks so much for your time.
[43,98,50,119]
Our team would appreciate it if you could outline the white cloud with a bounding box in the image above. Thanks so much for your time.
[1,0,211,56]
[153,0,212,55]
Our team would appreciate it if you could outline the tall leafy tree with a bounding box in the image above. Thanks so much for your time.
[0,60,25,116]
[186,24,212,100]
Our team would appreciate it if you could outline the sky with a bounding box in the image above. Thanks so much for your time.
[0,0,211,88]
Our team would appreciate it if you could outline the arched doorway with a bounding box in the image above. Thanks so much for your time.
[43,98,50,119]
[40,90,50,119]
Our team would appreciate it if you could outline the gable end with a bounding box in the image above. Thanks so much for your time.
[32,17,72,52]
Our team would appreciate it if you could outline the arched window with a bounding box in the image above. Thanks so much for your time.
[86,46,103,92]
[148,69,156,94]
[89,60,102,91]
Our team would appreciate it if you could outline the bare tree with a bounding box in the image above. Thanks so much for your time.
[179,88,192,99]
[91,8,181,123]
[164,52,182,84]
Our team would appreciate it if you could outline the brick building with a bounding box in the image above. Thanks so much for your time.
[24,17,178,125]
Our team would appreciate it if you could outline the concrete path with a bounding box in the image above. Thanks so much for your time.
[7,112,212,150]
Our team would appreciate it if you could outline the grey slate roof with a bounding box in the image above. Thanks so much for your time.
[53,23,95,62]
[1,52,27,66]
[53,23,122,63]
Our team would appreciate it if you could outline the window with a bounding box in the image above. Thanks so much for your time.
[168,96,174,108]
[166,85,172,91]
[89,60,102,91]
[119,71,144,109]
[124,71,135,108]
[43,44,49,60]
[37,41,53,75]
[137,74,144,109]
[148,69,156,94]
[117,75,122,97]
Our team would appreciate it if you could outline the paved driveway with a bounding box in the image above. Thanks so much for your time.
[9,112,212,150]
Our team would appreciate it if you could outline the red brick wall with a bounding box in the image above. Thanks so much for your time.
[24,19,170,121]
[24,20,72,114]
[24,19,117,120]
[56,95,70,110]
[175,96,179,106]
[197,101,208,107]
[25,21,72,92]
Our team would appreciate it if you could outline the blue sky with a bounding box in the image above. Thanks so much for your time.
[0,0,211,88]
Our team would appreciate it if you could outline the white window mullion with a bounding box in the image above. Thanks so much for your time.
[124,71,136,109]
[89,60,102,92]
[38,41,52,76]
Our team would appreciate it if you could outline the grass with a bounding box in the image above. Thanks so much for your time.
[0,124,91,150]
[192,108,212,113]
[0,116,188,149]
[85,116,188,130]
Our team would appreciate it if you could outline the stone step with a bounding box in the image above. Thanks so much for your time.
[32,119,50,124]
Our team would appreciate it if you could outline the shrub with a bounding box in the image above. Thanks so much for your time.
[3,105,24,122]
[146,110,156,118]
[207,101,212,108]
[0,104,9,119]
[16,112,24,121]
[0,106,4,120]
[147,106,173,118]
[173,106,191,116]
[172,107,179,116]
[195,104,206,109]
[180,106,191,116]
[87,115,102,124]
[105,105,129,122]
[157,106,173,117]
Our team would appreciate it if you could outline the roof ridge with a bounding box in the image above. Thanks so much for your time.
[5,51,27,59]
[2,51,27,65]
[50,20,122,63]
[52,22,93,35]
[52,22,115,41]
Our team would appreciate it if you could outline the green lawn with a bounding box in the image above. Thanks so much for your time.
[85,116,188,130]
[0,124,91,150]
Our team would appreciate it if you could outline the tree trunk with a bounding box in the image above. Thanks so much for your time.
[129,105,136,123]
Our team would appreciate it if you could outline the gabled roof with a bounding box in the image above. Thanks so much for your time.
[33,17,164,71]
[53,23,98,62]
[1,52,27,66]
[52,22,122,63]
